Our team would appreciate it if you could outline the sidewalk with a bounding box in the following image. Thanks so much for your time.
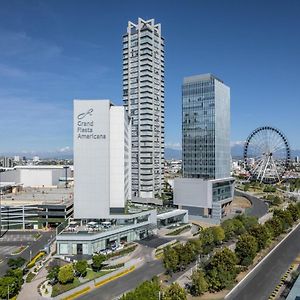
[18,263,49,300]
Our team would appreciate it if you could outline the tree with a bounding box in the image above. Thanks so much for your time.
[92,254,106,271]
[205,248,237,291]
[58,264,74,284]
[248,224,270,251]
[235,234,258,266]
[0,268,24,299]
[74,260,88,277]
[236,215,258,231]
[7,257,26,269]
[176,243,196,269]
[286,204,299,222]
[47,266,60,282]
[0,276,17,299]
[190,269,208,296]
[163,283,187,300]
[5,268,24,290]
[188,239,202,255]
[121,277,160,300]
[163,246,179,275]
[199,228,214,254]
[273,209,293,230]
[222,218,245,241]
[211,226,225,244]
[265,217,283,237]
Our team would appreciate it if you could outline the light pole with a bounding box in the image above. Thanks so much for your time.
[7,283,15,300]
[63,166,69,189]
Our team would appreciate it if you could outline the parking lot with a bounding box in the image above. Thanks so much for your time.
[0,230,54,276]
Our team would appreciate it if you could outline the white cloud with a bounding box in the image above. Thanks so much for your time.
[59,146,72,153]
[0,29,62,60]
[230,140,245,147]
[165,142,182,150]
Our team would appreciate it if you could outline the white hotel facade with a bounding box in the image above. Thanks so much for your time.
[123,18,165,198]
[73,100,131,218]
[56,99,187,256]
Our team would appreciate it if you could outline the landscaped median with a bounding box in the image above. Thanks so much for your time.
[11,245,28,255]
[58,266,136,300]
[155,240,179,259]
[166,224,191,236]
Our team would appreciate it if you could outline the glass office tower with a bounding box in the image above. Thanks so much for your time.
[182,74,230,180]
[122,18,165,198]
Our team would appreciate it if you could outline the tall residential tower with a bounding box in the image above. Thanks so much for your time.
[122,18,165,198]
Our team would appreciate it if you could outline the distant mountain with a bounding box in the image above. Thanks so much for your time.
[165,145,300,161]
[165,148,182,160]
[2,146,299,161]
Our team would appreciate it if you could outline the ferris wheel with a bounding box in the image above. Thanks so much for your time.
[244,126,291,184]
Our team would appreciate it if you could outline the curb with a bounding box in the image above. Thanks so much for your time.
[61,286,91,300]
[95,266,135,288]
[59,266,136,300]
[11,245,29,256]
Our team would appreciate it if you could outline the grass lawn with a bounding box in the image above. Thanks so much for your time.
[51,269,113,297]
[52,278,81,297]
[85,269,112,280]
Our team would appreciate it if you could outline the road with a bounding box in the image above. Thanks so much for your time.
[235,190,268,218]
[79,259,164,300]
[0,231,53,276]
[226,223,300,300]
[78,234,199,300]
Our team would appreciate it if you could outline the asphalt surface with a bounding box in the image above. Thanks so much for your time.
[79,260,165,300]
[227,223,300,300]
[235,190,268,218]
[137,235,171,248]
[0,230,53,276]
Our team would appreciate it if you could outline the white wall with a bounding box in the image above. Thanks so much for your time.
[74,100,110,219]
[1,167,69,187]
[20,169,52,187]
[110,107,125,208]
[174,178,212,209]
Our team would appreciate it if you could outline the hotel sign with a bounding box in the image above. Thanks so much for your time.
[76,108,106,140]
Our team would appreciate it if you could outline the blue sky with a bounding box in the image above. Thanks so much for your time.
[0,0,299,156]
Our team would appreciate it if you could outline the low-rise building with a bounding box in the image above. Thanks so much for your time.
[0,187,73,230]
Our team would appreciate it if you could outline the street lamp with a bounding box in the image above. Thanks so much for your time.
[7,282,15,300]
[63,166,69,189]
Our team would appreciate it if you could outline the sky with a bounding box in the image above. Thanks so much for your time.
[0,0,299,156]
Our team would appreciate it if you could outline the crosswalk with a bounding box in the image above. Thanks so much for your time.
[0,234,35,242]
[0,246,18,258]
